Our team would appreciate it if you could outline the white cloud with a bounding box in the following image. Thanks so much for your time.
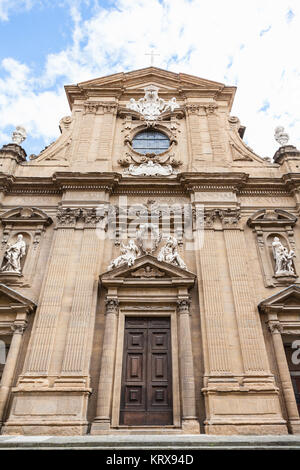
[0,0,299,158]
[0,0,35,21]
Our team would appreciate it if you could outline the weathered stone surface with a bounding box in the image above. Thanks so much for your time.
[0,67,299,437]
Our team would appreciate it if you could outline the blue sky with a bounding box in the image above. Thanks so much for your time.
[0,0,299,158]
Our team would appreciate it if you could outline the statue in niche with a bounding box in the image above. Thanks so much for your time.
[0,234,26,274]
[108,239,140,270]
[157,236,187,269]
[272,236,296,276]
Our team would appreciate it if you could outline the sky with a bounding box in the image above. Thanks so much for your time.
[0,0,299,159]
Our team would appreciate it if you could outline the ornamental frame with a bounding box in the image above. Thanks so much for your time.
[118,114,183,172]
[247,209,299,287]
[0,207,53,287]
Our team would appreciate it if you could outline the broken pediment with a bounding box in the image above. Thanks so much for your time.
[0,207,53,227]
[0,283,36,314]
[259,285,300,313]
[248,209,297,228]
[100,254,195,288]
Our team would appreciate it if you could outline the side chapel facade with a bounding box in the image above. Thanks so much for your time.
[0,67,299,435]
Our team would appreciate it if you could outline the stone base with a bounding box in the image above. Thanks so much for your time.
[205,423,288,435]
[289,420,300,434]
[2,422,88,436]
[181,419,200,434]
[90,418,111,434]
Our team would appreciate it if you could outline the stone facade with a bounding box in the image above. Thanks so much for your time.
[0,67,299,435]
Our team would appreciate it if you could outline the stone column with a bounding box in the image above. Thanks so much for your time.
[221,210,271,376]
[205,104,223,161]
[25,226,74,374]
[185,104,203,162]
[91,298,119,433]
[60,210,107,379]
[177,299,199,433]
[268,321,300,433]
[0,321,27,425]
[195,213,232,377]
[97,103,117,163]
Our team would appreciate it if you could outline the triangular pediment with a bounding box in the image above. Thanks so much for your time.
[77,67,225,90]
[0,283,36,312]
[101,254,195,286]
[259,285,300,312]
[65,67,236,109]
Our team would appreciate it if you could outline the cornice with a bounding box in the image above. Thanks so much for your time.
[64,67,236,110]
[179,172,249,192]
[52,172,121,192]
[282,173,300,192]
[0,171,298,197]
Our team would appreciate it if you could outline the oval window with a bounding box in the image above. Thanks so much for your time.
[132,130,170,155]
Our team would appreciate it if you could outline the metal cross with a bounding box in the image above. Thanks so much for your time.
[145,50,160,66]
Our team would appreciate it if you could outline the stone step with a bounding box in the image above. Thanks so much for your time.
[0,434,300,450]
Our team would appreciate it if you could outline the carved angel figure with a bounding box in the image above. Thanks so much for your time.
[272,237,296,276]
[0,234,26,274]
[157,236,187,269]
[108,239,140,271]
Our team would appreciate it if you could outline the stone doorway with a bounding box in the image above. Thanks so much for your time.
[119,317,173,426]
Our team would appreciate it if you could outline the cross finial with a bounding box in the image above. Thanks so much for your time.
[145,50,160,66]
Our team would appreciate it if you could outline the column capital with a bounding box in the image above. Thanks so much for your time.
[11,320,27,335]
[177,298,191,315]
[268,321,283,335]
[105,298,119,315]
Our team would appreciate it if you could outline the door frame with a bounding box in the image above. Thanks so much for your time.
[111,307,181,428]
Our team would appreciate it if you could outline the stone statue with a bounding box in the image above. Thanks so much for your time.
[274,126,289,146]
[157,236,187,269]
[11,126,27,145]
[108,239,140,270]
[272,236,296,276]
[0,234,26,274]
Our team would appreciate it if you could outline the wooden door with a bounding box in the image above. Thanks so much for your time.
[120,317,173,426]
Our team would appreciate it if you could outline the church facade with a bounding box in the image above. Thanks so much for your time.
[0,67,299,436]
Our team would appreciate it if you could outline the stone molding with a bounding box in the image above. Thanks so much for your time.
[0,143,27,163]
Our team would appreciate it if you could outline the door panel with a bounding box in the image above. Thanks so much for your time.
[120,317,173,426]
